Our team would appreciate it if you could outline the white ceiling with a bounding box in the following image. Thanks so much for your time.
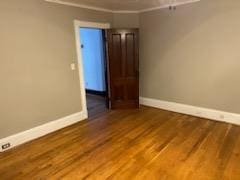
[46,0,200,13]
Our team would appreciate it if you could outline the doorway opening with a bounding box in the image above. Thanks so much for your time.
[79,27,108,119]
[74,20,139,119]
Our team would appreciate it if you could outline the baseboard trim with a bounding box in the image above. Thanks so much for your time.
[0,111,88,152]
[140,97,240,126]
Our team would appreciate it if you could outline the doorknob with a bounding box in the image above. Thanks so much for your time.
[81,44,84,49]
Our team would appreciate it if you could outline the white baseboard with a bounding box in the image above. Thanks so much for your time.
[2,98,239,152]
[0,111,88,152]
[140,97,240,126]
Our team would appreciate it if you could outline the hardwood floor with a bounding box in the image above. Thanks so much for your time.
[86,93,108,119]
[0,106,240,179]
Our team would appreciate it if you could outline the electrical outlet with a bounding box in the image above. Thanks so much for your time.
[2,143,11,150]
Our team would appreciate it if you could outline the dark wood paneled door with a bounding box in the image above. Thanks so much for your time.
[107,29,139,109]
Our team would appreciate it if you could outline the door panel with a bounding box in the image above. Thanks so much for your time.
[112,34,123,77]
[107,29,139,109]
[126,33,136,77]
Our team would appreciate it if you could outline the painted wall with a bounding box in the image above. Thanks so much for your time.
[0,0,113,139]
[112,13,139,28]
[140,0,240,114]
[80,28,106,92]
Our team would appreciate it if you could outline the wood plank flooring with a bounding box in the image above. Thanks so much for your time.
[86,93,107,119]
[0,106,240,179]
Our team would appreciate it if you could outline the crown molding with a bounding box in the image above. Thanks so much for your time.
[139,0,201,13]
[44,0,200,14]
[45,0,115,13]
[44,0,139,13]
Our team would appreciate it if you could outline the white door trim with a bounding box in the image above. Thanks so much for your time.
[74,20,111,117]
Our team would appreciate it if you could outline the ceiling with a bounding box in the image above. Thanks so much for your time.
[46,0,200,13]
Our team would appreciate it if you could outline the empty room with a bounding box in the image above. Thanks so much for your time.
[1,0,240,179]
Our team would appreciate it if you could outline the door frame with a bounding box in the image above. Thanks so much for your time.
[74,20,111,117]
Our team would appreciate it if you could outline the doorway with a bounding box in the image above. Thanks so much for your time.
[74,20,139,119]
[74,20,110,120]
[80,27,108,118]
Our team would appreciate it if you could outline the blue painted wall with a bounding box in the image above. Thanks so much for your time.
[80,28,106,92]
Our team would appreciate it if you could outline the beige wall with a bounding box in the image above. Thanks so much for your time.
[112,13,139,28]
[140,0,240,114]
[4,0,240,139]
[0,0,113,139]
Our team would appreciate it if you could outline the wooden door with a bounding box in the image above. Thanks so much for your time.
[107,29,139,109]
